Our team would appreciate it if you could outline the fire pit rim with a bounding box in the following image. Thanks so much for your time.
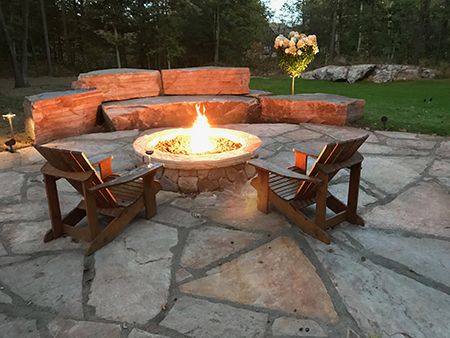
[133,127,261,170]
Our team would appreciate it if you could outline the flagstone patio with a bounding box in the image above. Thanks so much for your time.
[1,123,450,338]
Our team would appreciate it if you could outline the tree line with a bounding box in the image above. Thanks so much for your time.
[281,0,450,67]
[0,0,269,87]
[1,0,449,88]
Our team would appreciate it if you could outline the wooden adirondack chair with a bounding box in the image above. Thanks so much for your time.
[248,134,369,244]
[34,144,164,255]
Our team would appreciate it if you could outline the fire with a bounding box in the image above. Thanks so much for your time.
[189,105,213,154]
[152,104,243,155]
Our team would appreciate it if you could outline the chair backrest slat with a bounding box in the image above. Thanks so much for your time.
[294,134,368,200]
[34,145,118,208]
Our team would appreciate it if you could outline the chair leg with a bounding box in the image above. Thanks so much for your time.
[143,175,159,219]
[82,181,100,241]
[347,163,362,224]
[269,192,330,244]
[86,197,145,256]
[315,172,329,230]
[43,174,64,242]
[251,169,270,213]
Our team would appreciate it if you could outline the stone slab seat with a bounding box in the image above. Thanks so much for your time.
[24,89,103,145]
[161,67,250,95]
[71,68,162,102]
[101,95,261,131]
[259,93,365,126]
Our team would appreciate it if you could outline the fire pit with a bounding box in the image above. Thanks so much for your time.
[133,105,261,193]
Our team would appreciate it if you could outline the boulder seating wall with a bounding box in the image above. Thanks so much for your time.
[24,67,365,145]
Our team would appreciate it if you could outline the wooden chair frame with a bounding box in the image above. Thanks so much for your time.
[34,145,163,255]
[248,135,368,243]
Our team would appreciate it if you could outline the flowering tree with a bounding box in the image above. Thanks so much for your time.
[274,31,319,95]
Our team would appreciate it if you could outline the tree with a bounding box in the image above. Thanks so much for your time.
[21,0,29,85]
[412,0,431,64]
[0,1,28,87]
[39,0,53,75]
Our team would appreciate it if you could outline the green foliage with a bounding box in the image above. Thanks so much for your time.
[285,0,450,66]
[276,44,317,78]
[250,77,450,136]
[0,0,270,74]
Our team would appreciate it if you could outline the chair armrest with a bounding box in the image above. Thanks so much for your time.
[293,146,321,158]
[89,163,164,192]
[248,159,322,184]
[316,152,364,174]
[88,154,113,166]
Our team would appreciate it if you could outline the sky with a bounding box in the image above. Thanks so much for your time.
[266,0,286,16]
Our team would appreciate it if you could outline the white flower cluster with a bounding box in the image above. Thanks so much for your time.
[274,31,318,55]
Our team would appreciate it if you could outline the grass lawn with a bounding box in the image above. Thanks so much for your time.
[250,77,450,136]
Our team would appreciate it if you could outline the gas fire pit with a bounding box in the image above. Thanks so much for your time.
[133,105,261,193]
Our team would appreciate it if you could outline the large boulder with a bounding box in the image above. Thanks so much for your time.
[72,69,162,101]
[259,93,365,125]
[161,67,250,95]
[24,89,103,144]
[301,64,435,83]
[368,65,436,83]
[101,95,260,131]
[301,65,375,83]
[347,64,377,83]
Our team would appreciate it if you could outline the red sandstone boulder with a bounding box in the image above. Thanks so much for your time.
[161,67,250,95]
[24,89,103,144]
[101,95,260,131]
[259,94,365,125]
[71,69,162,101]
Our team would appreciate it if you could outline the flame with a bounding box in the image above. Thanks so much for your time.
[190,104,213,154]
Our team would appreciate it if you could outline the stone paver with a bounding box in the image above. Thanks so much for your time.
[180,226,259,269]
[1,124,450,338]
[47,317,122,338]
[361,156,430,194]
[0,291,12,304]
[0,253,84,318]
[180,237,338,323]
[271,317,327,337]
[160,296,268,338]
[88,221,177,324]
[0,243,7,256]
[344,227,450,288]
[129,329,171,338]
[0,172,25,199]
[0,221,84,254]
[308,238,450,338]
[151,206,206,228]
[365,181,450,237]
[0,315,40,338]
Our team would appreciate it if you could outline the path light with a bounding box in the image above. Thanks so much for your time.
[2,112,16,153]
[381,116,388,131]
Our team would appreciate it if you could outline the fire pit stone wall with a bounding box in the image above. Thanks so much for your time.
[154,164,257,193]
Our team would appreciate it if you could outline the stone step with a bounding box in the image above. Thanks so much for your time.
[259,93,365,125]
[72,68,162,101]
[101,95,261,131]
[161,67,250,95]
